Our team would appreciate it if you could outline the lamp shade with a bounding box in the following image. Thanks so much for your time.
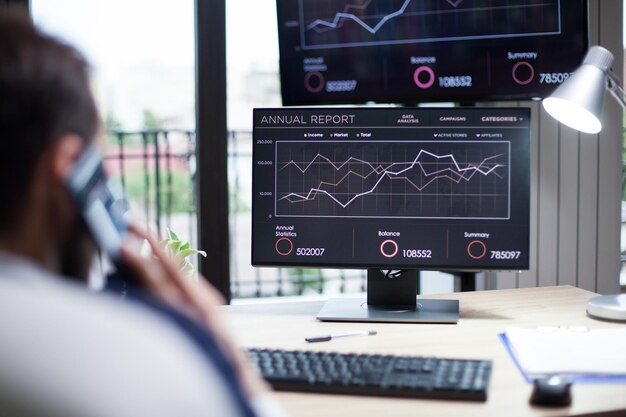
[542,46,615,134]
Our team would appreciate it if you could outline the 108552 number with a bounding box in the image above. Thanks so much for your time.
[402,249,432,258]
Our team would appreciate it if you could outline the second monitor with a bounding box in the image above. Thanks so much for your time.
[252,107,531,322]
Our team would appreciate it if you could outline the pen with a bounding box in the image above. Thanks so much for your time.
[305,330,377,343]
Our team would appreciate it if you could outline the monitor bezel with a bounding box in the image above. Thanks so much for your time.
[251,106,532,271]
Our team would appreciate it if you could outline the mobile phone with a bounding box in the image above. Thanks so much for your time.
[66,144,128,263]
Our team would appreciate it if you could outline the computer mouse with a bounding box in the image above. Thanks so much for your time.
[529,376,572,407]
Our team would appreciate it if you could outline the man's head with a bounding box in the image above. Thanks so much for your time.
[0,12,100,277]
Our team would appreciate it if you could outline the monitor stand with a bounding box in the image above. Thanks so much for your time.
[316,269,459,324]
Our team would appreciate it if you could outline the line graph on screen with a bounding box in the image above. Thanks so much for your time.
[299,0,561,50]
[275,140,511,219]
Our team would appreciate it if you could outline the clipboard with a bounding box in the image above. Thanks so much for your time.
[498,331,626,384]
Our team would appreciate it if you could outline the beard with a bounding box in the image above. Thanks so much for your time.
[59,217,97,282]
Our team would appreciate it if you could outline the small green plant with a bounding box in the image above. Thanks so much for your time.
[161,228,206,281]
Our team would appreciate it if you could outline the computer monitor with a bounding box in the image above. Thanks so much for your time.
[252,107,531,323]
[276,0,588,105]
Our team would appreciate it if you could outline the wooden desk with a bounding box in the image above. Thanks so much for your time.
[225,286,626,417]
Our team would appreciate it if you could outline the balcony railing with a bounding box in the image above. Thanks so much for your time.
[104,129,367,299]
[104,129,198,243]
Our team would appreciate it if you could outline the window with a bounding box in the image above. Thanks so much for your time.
[32,0,199,253]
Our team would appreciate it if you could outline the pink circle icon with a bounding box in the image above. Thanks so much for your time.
[275,238,293,256]
[512,61,535,85]
[380,240,399,258]
[304,71,325,93]
[467,240,487,260]
[413,66,435,89]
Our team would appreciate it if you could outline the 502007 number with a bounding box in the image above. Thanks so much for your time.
[296,248,325,256]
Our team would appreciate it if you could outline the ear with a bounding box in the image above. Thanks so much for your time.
[49,134,86,181]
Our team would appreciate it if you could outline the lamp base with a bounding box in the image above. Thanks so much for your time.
[586,294,626,321]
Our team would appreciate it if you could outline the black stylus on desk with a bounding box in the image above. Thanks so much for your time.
[305,330,377,343]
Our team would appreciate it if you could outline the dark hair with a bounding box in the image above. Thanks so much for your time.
[0,12,98,231]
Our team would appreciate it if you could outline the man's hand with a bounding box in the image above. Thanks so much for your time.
[119,224,270,399]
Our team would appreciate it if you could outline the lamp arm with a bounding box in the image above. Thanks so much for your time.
[606,69,626,110]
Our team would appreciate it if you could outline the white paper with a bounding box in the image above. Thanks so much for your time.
[504,326,626,375]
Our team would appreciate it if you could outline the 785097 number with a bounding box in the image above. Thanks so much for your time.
[539,72,572,84]
[490,251,521,260]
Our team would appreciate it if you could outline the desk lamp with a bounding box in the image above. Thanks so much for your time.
[543,45,626,321]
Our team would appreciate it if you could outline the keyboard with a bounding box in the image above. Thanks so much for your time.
[248,348,492,401]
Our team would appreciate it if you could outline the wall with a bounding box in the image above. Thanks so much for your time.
[485,1,623,294]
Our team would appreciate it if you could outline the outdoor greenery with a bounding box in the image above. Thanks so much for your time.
[143,109,164,130]
[105,112,123,132]
[286,268,324,294]
[229,187,250,213]
[115,168,194,214]
[116,167,250,214]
